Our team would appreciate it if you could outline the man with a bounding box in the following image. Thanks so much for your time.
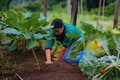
[45,18,83,64]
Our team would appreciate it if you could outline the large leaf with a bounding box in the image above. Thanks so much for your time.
[79,47,99,76]
[8,40,17,51]
[79,46,120,80]
[33,33,49,39]
[40,26,53,31]
[24,32,31,39]
[3,28,22,35]
[26,39,39,49]
[97,36,110,53]
[33,33,44,39]
[113,35,120,54]
[39,15,46,21]
[2,39,13,46]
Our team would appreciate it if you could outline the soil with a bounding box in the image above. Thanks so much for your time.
[2,48,88,80]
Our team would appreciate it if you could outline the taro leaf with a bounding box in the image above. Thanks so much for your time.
[39,15,46,21]
[80,21,96,33]
[2,39,13,46]
[98,25,103,31]
[33,33,49,39]
[24,12,31,19]
[26,39,39,49]
[79,47,99,76]
[98,55,117,64]
[97,36,109,53]
[24,32,31,39]
[40,26,53,31]
[8,40,17,51]
[113,35,120,54]
[118,60,120,67]
[33,33,44,39]
[6,11,19,29]
[79,47,120,80]
[3,28,22,35]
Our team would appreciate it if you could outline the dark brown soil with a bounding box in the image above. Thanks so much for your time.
[4,48,88,80]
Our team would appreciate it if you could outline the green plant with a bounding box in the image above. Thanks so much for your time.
[79,35,120,80]
[9,0,44,12]
[68,22,120,79]
[0,11,53,69]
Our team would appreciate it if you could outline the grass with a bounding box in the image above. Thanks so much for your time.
[47,10,120,28]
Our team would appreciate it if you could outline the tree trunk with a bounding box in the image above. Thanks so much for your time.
[71,0,78,26]
[43,0,48,17]
[113,0,120,29]
[67,0,71,18]
[81,0,83,20]
[96,0,102,28]
[102,0,105,24]
[78,2,81,22]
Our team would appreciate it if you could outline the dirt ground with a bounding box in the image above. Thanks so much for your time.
[2,48,88,80]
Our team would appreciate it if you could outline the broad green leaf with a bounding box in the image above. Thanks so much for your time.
[8,40,17,51]
[33,33,49,39]
[40,26,53,31]
[24,32,31,39]
[2,39,13,46]
[113,35,120,53]
[39,15,46,21]
[24,12,31,19]
[79,48,99,76]
[26,39,39,49]
[33,33,44,39]
[3,28,22,35]
[97,36,109,53]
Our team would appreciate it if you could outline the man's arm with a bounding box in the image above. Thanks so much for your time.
[54,46,67,60]
[45,49,53,64]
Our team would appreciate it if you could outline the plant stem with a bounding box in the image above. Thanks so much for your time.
[31,48,40,70]
[52,43,58,56]
[93,64,114,79]
[115,65,120,70]
[103,49,114,64]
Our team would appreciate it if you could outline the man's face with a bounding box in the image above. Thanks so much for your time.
[53,25,64,36]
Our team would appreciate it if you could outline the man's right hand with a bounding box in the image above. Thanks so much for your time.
[45,60,53,64]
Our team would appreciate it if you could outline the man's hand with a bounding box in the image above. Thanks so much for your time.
[45,60,53,64]
[53,58,59,61]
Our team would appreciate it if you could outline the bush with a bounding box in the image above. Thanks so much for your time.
[10,0,44,12]
[89,2,115,16]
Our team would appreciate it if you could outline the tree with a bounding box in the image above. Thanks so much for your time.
[43,0,48,17]
[67,0,71,18]
[71,0,78,26]
[96,0,102,28]
[113,0,120,29]
[81,0,83,20]
[102,0,105,24]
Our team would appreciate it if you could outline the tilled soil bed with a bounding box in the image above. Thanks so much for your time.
[2,49,87,80]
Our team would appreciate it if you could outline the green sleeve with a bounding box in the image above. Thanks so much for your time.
[62,37,73,47]
[45,30,54,50]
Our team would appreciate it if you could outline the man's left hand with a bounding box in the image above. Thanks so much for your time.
[53,58,59,61]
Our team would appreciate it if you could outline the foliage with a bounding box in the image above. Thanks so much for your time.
[86,0,115,11]
[89,1,115,16]
[68,21,120,79]
[10,0,44,12]
[0,11,53,69]
[0,11,51,50]
[0,0,12,11]
[70,22,116,58]
[79,36,120,80]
